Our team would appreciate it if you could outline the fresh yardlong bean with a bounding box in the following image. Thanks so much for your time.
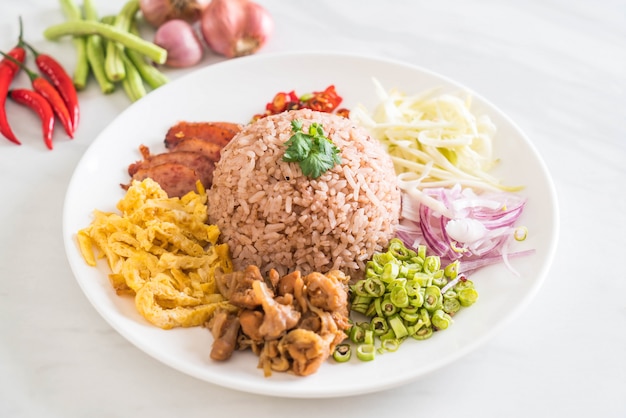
[83,0,115,93]
[104,0,140,81]
[127,23,168,89]
[58,0,89,89]
[121,51,145,102]
[44,21,167,65]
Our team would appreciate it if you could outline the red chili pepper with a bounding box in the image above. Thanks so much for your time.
[9,88,55,150]
[0,19,27,145]
[0,50,74,138]
[23,41,79,132]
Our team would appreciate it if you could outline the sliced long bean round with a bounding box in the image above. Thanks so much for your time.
[332,344,352,362]
[43,21,167,64]
[347,238,480,362]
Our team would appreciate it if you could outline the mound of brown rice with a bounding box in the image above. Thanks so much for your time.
[207,109,401,279]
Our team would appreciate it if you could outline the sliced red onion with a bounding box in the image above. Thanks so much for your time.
[454,249,536,275]
[395,185,530,274]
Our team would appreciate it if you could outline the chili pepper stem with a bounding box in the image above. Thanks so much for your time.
[0,50,38,82]
[17,16,25,47]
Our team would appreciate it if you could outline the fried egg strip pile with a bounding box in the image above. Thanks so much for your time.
[77,178,233,329]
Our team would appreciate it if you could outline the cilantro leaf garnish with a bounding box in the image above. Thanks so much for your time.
[282,120,342,179]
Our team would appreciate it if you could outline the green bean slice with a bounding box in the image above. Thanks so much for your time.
[333,344,351,362]
[458,288,479,307]
[443,297,461,315]
[424,285,443,312]
[432,309,453,330]
[411,326,433,340]
[370,317,388,336]
[356,344,376,361]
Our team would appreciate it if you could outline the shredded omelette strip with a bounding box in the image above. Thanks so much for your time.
[77,178,233,329]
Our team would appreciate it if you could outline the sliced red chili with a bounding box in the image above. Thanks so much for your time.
[301,85,343,113]
[335,108,350,118]
[266,90,299,114]
[9,88,55,150]
[24,41,79,132]
[255,85,346,121]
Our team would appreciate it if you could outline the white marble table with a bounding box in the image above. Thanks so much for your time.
[1,1,624,416]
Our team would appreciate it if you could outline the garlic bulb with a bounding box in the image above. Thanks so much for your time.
[200,0,274,58]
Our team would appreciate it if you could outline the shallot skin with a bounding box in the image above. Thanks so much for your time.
[154,19,204,68]
[200,0,274,58]
[139,0,209,28]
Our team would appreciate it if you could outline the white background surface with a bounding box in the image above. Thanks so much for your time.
[1,0,624,416]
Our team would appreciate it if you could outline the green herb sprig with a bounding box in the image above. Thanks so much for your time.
[282,120,342,179]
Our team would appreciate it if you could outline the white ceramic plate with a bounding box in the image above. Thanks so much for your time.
[63,52,558,398]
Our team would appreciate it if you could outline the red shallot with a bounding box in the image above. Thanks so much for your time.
[200,0,273,58]
[154,19,204,68]
[139,0,209,28]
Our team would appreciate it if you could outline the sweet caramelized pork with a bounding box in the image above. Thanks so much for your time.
[128,145,215,194]
[209,310,241,361]
[278,329,328,376]
[215,265,265,309]
[164,121,242,149]
[128,163,201,198]
[123,120,242,198]
[208,268,351,377]
[252,280,301,340]
[165,137,224,163]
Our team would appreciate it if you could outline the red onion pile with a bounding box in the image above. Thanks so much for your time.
[396,185,533,275]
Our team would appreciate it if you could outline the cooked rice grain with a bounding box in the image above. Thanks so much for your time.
[207,109,401,279]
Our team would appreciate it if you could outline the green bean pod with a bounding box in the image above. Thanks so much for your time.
[127,51,169,89]
[121,52,145,102]
[58,0,89,89]
[83,0,115,93]
[104,0,139,81]
[44,21,167,65]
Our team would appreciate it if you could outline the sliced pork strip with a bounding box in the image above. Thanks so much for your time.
[166,137,224,163]
[164,121,243,149]
[128,151,215,190]
[131,162,201,198]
